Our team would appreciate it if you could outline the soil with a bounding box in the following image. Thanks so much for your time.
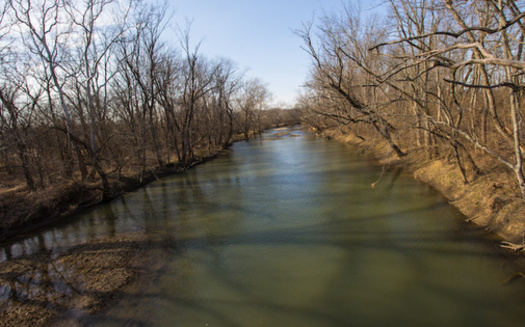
[0,233,174,327]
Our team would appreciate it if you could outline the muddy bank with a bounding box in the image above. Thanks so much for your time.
[0,147,233,243]
[0,233,172,327]
[321,128,525,247]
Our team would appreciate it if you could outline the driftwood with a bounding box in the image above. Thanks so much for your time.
[499,242,525,284]
[500,241,525,252]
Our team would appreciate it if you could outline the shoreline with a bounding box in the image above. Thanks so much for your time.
[320,127,525,248]
[2,126,525,326]
[0,146,235,243]
[0,127,290,326]
[0,125,302,243]
[0,233,172,327]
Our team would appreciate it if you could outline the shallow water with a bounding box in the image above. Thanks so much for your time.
[2,128,525,326]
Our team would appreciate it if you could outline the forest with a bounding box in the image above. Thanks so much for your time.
[3,1,525,325]
[3,0,525,243]
[297,0,525,243]
[0,0,299,236]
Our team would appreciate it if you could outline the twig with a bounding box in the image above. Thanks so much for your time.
[501,241,525,252]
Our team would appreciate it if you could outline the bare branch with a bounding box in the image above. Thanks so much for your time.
[444,78,524,91]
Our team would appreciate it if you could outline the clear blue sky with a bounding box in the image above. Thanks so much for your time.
[163,0,384,106]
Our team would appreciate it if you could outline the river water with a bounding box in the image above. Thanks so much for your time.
[2,127,525,326]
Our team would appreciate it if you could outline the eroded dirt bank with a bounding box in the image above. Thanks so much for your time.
[321,128,525,247]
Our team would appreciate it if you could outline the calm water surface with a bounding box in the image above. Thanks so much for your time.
[2,127,525,326]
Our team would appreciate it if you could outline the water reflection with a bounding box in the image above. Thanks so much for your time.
[1,240,134,307]
[2,128,525,326]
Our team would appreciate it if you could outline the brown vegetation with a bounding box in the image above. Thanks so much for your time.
[297,0,525,247]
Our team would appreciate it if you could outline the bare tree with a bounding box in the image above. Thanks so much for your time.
[121,3,168,167]
[9,0,91,180]
[63,0,131,194]
[177,24,218,163]
[371,0,525,196]
[155,51,183,162]
[297,7,406,157]
[0,85,38,191]
[210,58,243,146]
[236,77,271,138]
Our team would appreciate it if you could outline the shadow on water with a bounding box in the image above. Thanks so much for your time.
[2,128,525,326]
[88,220,525,326]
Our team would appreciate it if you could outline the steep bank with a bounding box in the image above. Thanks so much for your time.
[321,128,525,248]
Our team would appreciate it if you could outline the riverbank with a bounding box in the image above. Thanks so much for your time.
[0,144,238,243]
[320,127,525,248]
[0,233,174,327]
[0,144,239,326]
[1,127,306,326]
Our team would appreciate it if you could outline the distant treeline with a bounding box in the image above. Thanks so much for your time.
[0,0,300,197]
[297,0,525,197]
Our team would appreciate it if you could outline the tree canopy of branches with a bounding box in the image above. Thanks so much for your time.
[0,0,296,199]
[298,0,525,198]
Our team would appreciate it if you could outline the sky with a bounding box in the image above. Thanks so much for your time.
[161,0,385,107]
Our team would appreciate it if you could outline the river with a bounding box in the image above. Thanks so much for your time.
[2,127,525,326]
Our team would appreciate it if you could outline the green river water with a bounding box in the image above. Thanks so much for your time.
[2,127,525,326]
